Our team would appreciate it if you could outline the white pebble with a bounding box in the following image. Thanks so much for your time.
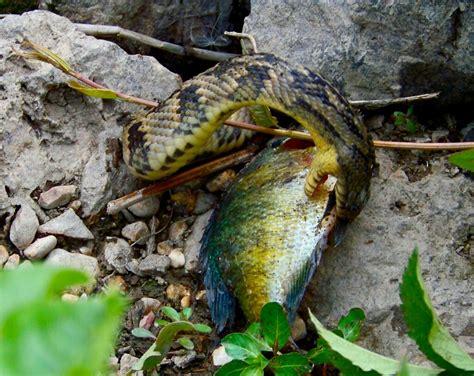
[23,235,57,260]
[168,248,185,268]
[9,204,39,250]
[121,221,149,244]
[212,346,232,366]
[128,196,160,218]
[4,254,20,270]
[39,185,77,209]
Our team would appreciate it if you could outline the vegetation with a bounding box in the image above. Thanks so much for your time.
[393,105,418,133]
[448,148,474,172]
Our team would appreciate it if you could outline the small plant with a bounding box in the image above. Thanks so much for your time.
[0,265,127,375]
[215,249,474,375]
[393,105,418,133]
[448,148,474,172]
[132,306,212,371]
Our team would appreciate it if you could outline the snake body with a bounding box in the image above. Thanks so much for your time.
[123,54,374,221]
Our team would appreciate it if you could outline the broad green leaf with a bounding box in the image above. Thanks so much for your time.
[161,306,181,322]
[193,323,212,333]
[308,310,441,375]
[248,105,278,127]
[222,333,264,360]
[448,149,474,172]
[0,266,89,320]
[156,319,170,327]
[407,105,415,116]
[245,322,272,352]
[215,359,264,376]
[400,249,474,374]
[261,302,290,351]
[406,120,417,133]
[133,320,195,371]
[269,352,312,375]
[67,80,119,99]
[178,337,194,350]
[336,307,366,342]
[131,327,156,339]
[398,357,411,376]
[181,307,193,320]
[0,292,126,376]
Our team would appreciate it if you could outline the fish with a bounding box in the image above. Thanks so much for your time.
[200,139,337,331]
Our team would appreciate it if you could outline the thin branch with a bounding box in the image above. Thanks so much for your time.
[107,144,261,215]
[350,92,440,110]
[75,23,239,62]
[224,31,258,54]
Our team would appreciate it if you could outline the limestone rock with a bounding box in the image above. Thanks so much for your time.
[128,196,160,218]
[138,254,170,276]
[38,208,94,239]
[103,237,132,274]
[23,235,57,260]
[38,185,77,209]
[184,210,213,271]
[121,221,149,245]
[45,248,100,279]
[9,204,39,250]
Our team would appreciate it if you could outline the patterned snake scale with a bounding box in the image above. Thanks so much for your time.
[123,54,375,222]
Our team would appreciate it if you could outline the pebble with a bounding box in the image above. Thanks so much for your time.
[157,240,174,255]
[169,220,188,244]
[38,208,94,240]
[193,191,218,215]
[0,245,9,266]
[128,196,160,218]
[166,283,191,302]
[138,254,170,276]
[169,248,186,268]
[364,114,385,130]
[291,315,307,341]
[140,297,162,314]
[212,345,232,366]
[171,350,196,369]
[195,290,206,301]
[184,210,213,271]
[119,354,142,376]
[121,221,149,245]
[139,311,155,329]
[68,199,82,212]
[62,293,79,302]
[180,295,191,308]
[104,237,132,274]
[78,241,94,256]
[106,275,127,293]
[431,130,450,142]
[206,169,236,192]
[38,185,77,209]
[125,258,143,276]
[23,235,57,260]
[9,204,39,250]
[4,254,20,270]
[45,248,100,279]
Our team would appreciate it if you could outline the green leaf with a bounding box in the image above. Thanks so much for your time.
[156,319,170,327]
[0,266,89,320]
[336,307,366,342]
[215,359,265,376]
[448,149,474,172]
[406,120,417,133]
[400,249,474,374]
[407,105,415,116]
[161,306,181,322]
[67,80,119,99]
[0,291,126,376]
[245,322,272,352]
[181,307,193,320]
[269,352,312,375]
[248,105,278,127]
[131,327,156,339]
[261,302,290,352]
[193,323,212,333]
[398,357,411,376]
[18,40,73,73]
[222,333,265,360]
[308,310,442,375]
[133,321,195,371]
[178,337,194,350]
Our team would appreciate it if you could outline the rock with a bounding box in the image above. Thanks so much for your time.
[195,290,206,301]
[0,245,9,266]
[78,241,94,255]
[9,204,39,250]
[0,11,181,219]
[119,354,142,376]
[139,311,155,330]
[305,150,474,362]
[125,258,143,277]
[38,209,94,239]
[103,237,132,274]
[106,275,127,293]
[128,196,160,218]
[23,235,57,260]
[157,240,174,255]
[193,191,218,215]
[140,297,162,314]
[4,254,20,270]
[121,221,149,245]
[244,2,473,105]
[169,248,186,268]
[291,315,307,342]
[212,345,232,366]
[38,185,77,209]
[45,248,100,279]
[183,210,213,272]
[62,293,79,302]
[171,350,196,369]
[206,169,237,192]
[169,220,188,245]
[68,200,82,212]
[180,295,191,309]
[166,283,191,302]
[138,254,170,276]
[431,130,450,143]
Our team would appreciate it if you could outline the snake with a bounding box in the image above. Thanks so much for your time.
[122,53,375,222]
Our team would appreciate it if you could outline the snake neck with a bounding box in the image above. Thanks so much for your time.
[123,53,374,221]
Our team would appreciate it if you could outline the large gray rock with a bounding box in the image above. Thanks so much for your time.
[244,1,473,105]
[305,150,473,362]
[0,11,181,220]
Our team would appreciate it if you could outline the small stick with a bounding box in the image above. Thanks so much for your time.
[107,144,261,215]
[75,24,239,62]
[350,92,440,110]
[224,31,258,54]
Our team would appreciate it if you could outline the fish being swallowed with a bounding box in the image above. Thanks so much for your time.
[200,139,337,331]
